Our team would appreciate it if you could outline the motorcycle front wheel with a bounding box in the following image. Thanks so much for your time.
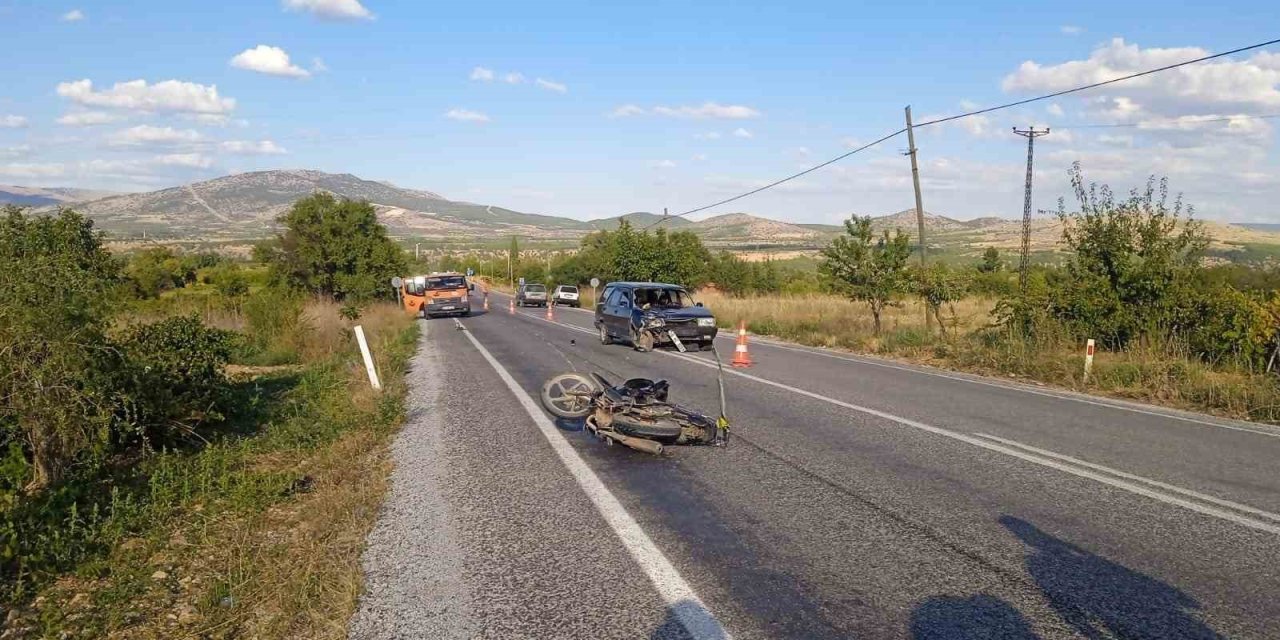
[540,372,599,419]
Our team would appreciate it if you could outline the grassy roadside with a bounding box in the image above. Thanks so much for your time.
[2,301,418,639]
[698,291,1280,424]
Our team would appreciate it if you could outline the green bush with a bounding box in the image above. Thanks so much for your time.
[111,316,237,449]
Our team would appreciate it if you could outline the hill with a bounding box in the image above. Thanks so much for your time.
[37,170,589,239]
[587,211,692,230]
[1,185,126,207]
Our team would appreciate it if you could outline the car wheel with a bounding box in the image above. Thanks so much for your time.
[599,324,612,345]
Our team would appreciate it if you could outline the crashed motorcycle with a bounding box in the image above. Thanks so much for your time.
[540,372,729,455]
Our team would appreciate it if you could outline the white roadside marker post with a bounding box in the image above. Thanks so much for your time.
[355,325,382,391]
[1083,338,1095,383]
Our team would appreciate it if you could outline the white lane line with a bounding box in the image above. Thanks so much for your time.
[972,433,1280,524]
[659,350,1280,537]
[716,332,1280,439]
[507,311,1280,535]
[459,325,734,640]
[494,288,1280,438]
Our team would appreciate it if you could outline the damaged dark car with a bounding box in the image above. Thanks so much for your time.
[594,282,718,352]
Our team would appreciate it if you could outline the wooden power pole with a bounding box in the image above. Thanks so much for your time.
[904,106,927,267]
[905,106,931,329]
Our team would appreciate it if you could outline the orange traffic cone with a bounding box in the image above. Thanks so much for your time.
[545,302,555,321]
[731,321,753,368]
[508,299,515,314]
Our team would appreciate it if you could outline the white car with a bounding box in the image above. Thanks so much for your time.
[552,285,581,307]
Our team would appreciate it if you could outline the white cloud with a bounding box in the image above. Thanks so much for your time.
[282,0,373,21]
[652,102,761,119]
[1003,38,1280,115]
[1047,103,1065,117]
[691,153,708,161]
[0,145,32,159]
[57,79,236,114]
[155,153,213,168]
[0,115,29,128]
[790,146,811,158]
[56,111,120,126]
[106,123,203,147]
[535,78,567,94]
[694,131,722,140]
[1060,25,1082,35]
[106,125,205,148]
[470,66,494,82]
[0,163,68,179]
[60,9,84,22]
[219,140,287,155]
[653,159,677,169]
[230,45,311,78]
[444,108,490,123]
[609,104,645,118]
[503,72,526,84]
[312,57,328,73]
[732,127,753,138]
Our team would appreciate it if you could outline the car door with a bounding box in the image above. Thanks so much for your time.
[613,288,636,337]
[596,286,613,328]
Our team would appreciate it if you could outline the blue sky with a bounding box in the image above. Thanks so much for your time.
[2,0,1278,223]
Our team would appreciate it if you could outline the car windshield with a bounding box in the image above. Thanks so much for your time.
[426,276,466,290]
[635,287,689,309]
[525,284,546,293]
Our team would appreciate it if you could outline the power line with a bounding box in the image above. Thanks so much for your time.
[641,129,906,229]
[640,36,1279,228]
[912,37,1280,128]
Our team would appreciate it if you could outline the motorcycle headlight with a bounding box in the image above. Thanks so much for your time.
[697,317,716,327]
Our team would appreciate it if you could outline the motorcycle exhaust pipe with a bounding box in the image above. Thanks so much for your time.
[602,432,665,455]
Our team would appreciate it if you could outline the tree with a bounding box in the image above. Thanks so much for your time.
[125,247,186,298]
[911,263,969,336]
[262,193,407,302]
[0,207,123,491]
[819,215,912,334]
[1042,163,1210,348]
[977,247,1003,273]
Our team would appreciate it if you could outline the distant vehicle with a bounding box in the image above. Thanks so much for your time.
[516,283,548,307]
[401,272,472,318]
[595,282,717,352]
[552,284,580,307]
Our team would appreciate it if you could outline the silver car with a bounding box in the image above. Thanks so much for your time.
[516,283,548,307]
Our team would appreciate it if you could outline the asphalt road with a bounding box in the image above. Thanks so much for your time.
[352,291,1280,639]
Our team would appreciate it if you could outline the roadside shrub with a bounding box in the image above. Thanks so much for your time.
[240,287,310,364]
[111,315,237,449]
[0,207,124,492]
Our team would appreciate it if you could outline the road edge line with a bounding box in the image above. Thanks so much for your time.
[458,325,734,639]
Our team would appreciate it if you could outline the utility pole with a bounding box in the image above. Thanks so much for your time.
[1012,127,1050,293]
[905,106,931,330]
[415,242,421,262]
[904,106,927,267]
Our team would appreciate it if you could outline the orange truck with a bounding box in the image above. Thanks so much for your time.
[401,272,473,318]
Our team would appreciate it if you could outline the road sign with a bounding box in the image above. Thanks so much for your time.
[590,277,600,288]
[390,276,403,288]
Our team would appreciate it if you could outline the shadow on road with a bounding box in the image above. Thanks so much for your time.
[1000,515,1222,640]
[649,598,731,640]
[910,594,1040,640]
